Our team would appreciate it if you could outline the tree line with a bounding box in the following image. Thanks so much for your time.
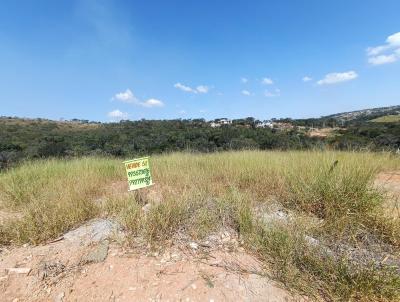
[1,117,399,170]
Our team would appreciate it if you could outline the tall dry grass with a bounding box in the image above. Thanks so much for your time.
[1,151,399,300]
[0,157,122,243]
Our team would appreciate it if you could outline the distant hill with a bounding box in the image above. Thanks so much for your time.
[289,105,400,127]
[2,104,400,126]
[323,105,400,123]
[370,114,400,123]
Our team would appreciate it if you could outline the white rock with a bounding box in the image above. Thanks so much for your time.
[189,242,198,250]
[304,235,319,247]
[142,203,152,213]
[54,292,64,302]
[6,268,31,275]
[64,218,121,244]
[171,252,181,260]
[221,236,230,243]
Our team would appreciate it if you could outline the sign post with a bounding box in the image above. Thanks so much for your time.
[123,156,153,191]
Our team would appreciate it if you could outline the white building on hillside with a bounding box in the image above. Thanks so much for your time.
[210,118,232,127]
[256,121,274,128]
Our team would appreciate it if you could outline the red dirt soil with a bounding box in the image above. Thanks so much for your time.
[0,222,301,302]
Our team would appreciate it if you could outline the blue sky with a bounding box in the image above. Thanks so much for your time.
[1,0,400,121]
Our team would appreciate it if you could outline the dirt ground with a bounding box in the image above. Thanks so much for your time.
[375,171,400,219]
[0,219,300,302]
[2,171,399,302]
[307,128,339,138]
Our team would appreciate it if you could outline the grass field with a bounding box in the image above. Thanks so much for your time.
[1,151,400,300]
[371,114,400,123]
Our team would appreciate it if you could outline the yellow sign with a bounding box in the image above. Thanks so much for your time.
[123,157,153,191]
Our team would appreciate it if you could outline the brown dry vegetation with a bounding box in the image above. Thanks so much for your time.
[308,127,339,138]
[1,151,400,301]
[0,117,100,130]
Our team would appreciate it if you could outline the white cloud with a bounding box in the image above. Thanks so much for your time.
[264,88,280,97]
[241,90,252,96]
[174,82,210,94]
[368,54,397,65]
[112,89,137,103]
[141,98,164,108]
[302,76,312,82]
[241,77,248,83]
[196,85,209,94]
[387,32,400,46]
[178,110,186,114]
[261,77,274,85]
[366,45,390,57]
[317,71,358,85]
[112,89,164,108]
[367,32,400,65]
[174,82,196,93]
[108,109,128,120]
[199,109,207,113]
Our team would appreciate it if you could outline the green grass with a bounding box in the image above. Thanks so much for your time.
[371,114,400,123]
[1,151,400,300]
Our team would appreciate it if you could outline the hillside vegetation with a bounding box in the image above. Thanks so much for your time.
[1,108,400,170]
[371,115,400,123]
[1,151,400,300]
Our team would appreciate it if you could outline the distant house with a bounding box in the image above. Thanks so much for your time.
[218,118,232,125]
[210,118,232,127]
[256,121,274,128]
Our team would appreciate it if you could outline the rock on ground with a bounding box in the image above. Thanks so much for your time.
[63,218,122,244]
[81,240,109,264]
[0,218,302,302]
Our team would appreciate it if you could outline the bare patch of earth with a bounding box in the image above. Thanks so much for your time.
[0,211,22,225]
[307,128,339,138]
[375,171,400,219]
[0,218,303,302]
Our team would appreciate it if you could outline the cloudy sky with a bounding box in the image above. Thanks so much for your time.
[1,0,400,121]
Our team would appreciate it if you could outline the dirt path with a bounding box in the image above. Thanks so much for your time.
[375,171,400,219]
[0,219,300,302]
